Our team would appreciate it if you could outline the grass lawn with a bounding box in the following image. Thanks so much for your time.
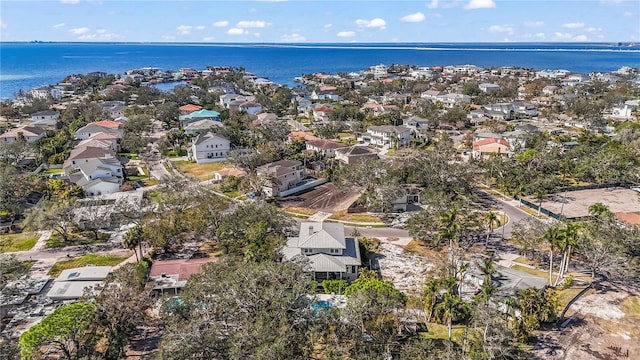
[172,160,231,180]
[41,168,64,175]
[557,285,590,311]
[621,296,640,316]
[419,323,466,341]
[403,240,443,259]
[0,232,39,252]
[48,254,129,277]
[511,264,550,280]
[329,210,382,223]
[46,231,110,248]
[163,163,174,173]
[120,153,139,160]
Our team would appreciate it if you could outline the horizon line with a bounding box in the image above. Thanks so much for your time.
[3,41,636,45]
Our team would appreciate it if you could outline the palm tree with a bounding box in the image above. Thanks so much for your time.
[435,293,460,341]
[534,189,547,217]
[543,226,563,286]
[484,211,499,248]
[122,225,144,262]
[554,223,580,286]
[438,209,461,268]
[588,202,612,220]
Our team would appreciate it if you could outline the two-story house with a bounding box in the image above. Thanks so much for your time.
[305,138,345,157]
[178,109,221,126]
[256,159,305,197]
[281,222,361,281]
[334,145,379,165]
[219,94,247,108]
[74,122,122,140]
[189,132,231,163]
[0,126,47,144]
[361,125,411,148]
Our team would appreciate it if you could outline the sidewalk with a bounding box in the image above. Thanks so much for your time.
[31,230,52,251]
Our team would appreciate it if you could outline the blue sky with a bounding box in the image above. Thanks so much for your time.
[1,0,639,43]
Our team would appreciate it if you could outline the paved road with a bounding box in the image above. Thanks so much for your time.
[475,189,532,239]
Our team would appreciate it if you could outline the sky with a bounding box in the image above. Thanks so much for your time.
[0,0,639,43]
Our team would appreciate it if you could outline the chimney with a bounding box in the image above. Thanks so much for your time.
[308,225,314,235]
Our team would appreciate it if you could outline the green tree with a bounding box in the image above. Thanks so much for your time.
[23,199,77,243]
[19,302,98,360]
[484,211,499,248]
[121,225,145,262]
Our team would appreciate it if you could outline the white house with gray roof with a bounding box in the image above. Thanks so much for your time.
[360,125,411,148]
[281,222,361,281]
[188,132,231,163]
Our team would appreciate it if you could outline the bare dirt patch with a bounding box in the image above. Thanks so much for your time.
[531,285,640,360]
[279,183,361,213]
[376,240,433,296]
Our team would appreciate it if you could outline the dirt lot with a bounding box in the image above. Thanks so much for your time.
[279,183,362,213]
[531,284,640,360]
[524,187,640,219]
[375,239,433,296]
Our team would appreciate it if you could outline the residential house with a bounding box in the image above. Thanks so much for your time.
[76,136,119,152]
[213,167,247,182]
[256,159,305,197]
[67,158,124,196]
[610,99,639,120]
[179,109,221,126]
[479,83,501,93]
[183,119,223,135]
[512,101,539,117]
[420,89,444,101]
[305,138,345,157]
[238,101,263,115]
[188,132,231,163]
[311,90,340,101]
[47,266,111,300]
[313,105,334,122]
[220,94,247,108]
[178,104,203,115]
[74,122,122,140]
[28,87,52,100]
[403,116,430,133]
[437,93,472,108]
[361,125,411,148]
[542,85,558,96]
[0,126,46,144]
[288,131,318,143]
[102,103,126,119]
[472,138,510,159]
[64,146,117,172]
[256,113,277,124]
[31,110,59,122]
[295,97,313,114]
[149,258,219,294]
[281,222,361,281]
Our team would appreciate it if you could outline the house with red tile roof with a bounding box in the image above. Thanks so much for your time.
[91,120,121,129]
[179,104,203,115]
[149,258,219,293]
[472,138,510,159]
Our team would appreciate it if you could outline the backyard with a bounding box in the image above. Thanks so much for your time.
[171,160,231,180]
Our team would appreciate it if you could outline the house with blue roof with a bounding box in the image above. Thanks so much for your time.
[179,109,221,126]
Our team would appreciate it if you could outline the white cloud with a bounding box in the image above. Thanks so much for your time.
[213,21,229,27]
[587,27,603,33]
[196,25,206,30]
[227,28,248,35]
[523,21,544,27]
[324,23,333,29]
[623,11,635,17]
[69,27,90,35]
[96,28,107,34]
[553,32,573,40]
[236,20,269,28]
[176,25,192,35]
[254,32,261,37]
[52,23,66,29]
[465,0,496,9]
[488,24,514,35]
[355,18,386,29]
[573,34,588,41]
[162,35,176,41]
[203,36,215,41]
[337,31,356,37]
[281,33,307,42]
[0,20,6,30]
[60,0,80,4]
[427,0,439,9]
[536,32,546,39]
[562,22,585,29]
[401,12,426,23]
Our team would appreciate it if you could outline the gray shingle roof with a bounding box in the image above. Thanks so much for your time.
[298,222,345,249]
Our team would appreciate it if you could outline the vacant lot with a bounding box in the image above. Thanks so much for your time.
[279,183,361,213]
[46,231,110,248]
[524,187,640,219]
[48,254,129,277]
[0,232,39,252]
[172,160,231,180]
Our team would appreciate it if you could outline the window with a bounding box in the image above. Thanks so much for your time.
[303,248,311,254]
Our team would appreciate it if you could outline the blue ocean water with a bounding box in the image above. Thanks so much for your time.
[1,42,639,99]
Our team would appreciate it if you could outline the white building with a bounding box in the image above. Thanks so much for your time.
[0,126,46,144]
[281,222,361,281]
[189,132,231,163]
[361,125,411,148]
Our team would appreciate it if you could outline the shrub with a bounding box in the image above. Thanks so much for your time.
[322,279,349,295]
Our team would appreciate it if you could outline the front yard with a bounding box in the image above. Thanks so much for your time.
[48,254,129,277]
[0,232,39,252]
[171,160,231,180]
[46,231,111,248]
[329,210,383,223]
